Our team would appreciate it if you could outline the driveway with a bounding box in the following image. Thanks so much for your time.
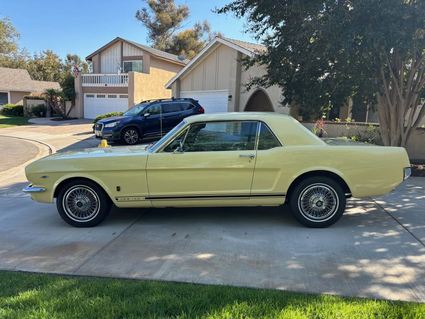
[0,119,424,303]
[0,136,39,172]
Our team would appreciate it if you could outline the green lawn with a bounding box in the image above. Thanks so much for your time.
[0,271,423,319]
[0,115,29,128]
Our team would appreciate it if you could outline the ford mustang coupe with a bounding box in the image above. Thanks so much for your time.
[23,113,411,228]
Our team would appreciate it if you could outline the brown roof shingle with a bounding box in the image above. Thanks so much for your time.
[222,37,266,54]
[0,67,60,93]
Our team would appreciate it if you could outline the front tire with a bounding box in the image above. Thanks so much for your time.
[121,127,140,145]
[56,179,111,227]
[289,176,346,228]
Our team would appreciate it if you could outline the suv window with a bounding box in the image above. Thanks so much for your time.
[162,103,181,113]
[180,102,194,110]
[146,103,161,115]
[258,123,281,150]
[183,121,258,152]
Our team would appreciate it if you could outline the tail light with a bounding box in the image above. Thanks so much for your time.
[198,106,205,114]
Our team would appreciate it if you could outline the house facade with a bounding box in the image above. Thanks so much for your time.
[0,67,60,106]
[73,37,186,119]
[165,37,290,115]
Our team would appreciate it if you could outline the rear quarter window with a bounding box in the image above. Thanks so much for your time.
[258,123,282,150]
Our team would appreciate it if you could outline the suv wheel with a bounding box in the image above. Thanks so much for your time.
[289,176,346,228]
[121,127,140,145]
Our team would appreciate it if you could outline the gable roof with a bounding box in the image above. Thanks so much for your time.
[165,37,265,89]
[0,67,60,92]
[85,37,188,66]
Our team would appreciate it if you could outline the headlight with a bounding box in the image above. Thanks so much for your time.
[104,121,119,128]
[404,167,411,180]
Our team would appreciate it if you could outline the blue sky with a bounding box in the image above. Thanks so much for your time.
[0,0,254,59]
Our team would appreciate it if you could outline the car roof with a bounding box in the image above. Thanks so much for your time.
[142,98,196,106]
[183,112,292,123]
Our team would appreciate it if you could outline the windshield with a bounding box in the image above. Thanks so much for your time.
[123,103,149,116]
[148,120,187,152]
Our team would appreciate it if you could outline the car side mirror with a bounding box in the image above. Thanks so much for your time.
[143,113,150,118]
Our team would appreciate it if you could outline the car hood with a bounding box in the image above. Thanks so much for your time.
[98,116,128,124]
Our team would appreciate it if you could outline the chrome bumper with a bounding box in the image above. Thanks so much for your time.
[22,184,46,193]
[404,167,412,180]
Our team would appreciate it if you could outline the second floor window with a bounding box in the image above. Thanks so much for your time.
[123,60,143,73]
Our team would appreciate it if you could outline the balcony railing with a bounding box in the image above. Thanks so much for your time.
[81,74,129,87]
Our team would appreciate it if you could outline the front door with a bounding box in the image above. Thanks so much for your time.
[146,121,259,206]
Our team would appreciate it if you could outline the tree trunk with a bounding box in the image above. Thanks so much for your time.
[377,51,425,147]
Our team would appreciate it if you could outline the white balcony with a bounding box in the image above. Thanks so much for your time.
[81,74,129,87]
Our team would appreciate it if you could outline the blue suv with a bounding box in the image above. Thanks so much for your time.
[94,98,205,145]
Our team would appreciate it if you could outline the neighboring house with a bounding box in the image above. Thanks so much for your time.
[165,37,290,114]
[0,67,60,106]
[74,37,187,119]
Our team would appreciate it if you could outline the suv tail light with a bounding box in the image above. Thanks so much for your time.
[198,106,205,114]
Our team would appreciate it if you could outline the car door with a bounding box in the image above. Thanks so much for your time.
[250,122,285,195]
[161,102,183,132]
[141,103,162,139]
[146,120,259,206]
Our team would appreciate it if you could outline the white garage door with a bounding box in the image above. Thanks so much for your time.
[180,90,228,113]
[84,93,129,119]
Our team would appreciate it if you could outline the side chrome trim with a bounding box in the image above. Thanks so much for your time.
[146,193,286,201]
[22,184,46,193]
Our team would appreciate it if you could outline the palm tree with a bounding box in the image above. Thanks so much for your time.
[43,89,67,118]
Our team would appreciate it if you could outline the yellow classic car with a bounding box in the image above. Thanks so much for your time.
[23,113,411,228]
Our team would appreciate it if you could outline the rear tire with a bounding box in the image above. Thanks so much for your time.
[289,176,346,228]
[56,179,111,227]
[121,127,140,145]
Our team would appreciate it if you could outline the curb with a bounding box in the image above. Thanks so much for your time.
[0,134,56,155]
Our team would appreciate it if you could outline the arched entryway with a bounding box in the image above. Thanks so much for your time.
[244,89,274,112]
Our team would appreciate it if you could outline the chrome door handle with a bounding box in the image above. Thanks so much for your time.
[239,154,255,159]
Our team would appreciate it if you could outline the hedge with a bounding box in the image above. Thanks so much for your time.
[93,112,124,123]
[1,104,24,117]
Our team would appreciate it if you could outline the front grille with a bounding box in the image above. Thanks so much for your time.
[96,123,103,131]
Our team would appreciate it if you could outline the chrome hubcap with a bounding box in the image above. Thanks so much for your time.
[298,183,339,222]
[62,185,100,222]
[124,130,138,144]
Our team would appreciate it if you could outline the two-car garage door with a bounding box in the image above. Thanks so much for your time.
[84,93,129,119]
[180,90,228,113]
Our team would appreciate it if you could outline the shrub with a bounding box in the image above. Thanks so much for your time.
[30,104,47,117]
[1,104,24,117]
[93,112,124,123]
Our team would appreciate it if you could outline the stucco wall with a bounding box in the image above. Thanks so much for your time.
[9,91,30,105]
[240,63,288,114]
[129,57,182,106]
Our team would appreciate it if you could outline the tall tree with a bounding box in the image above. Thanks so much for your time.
[64,53,89,74]
[0,17,19,56]
[27,50,64,82]
[136,0,189,51]
[136,0,215,59]
[218,0,425,147]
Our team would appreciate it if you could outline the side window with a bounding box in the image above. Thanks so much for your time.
[162,103,182,113]
[258,123,281,150]
[183,121,258,152]
[180,102,194,111]
[146,104,161,115]
[163,128,188,152]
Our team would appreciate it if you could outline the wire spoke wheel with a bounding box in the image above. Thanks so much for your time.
[123,129,139,144]
[62,185,100,222]
[297,183,339,222]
